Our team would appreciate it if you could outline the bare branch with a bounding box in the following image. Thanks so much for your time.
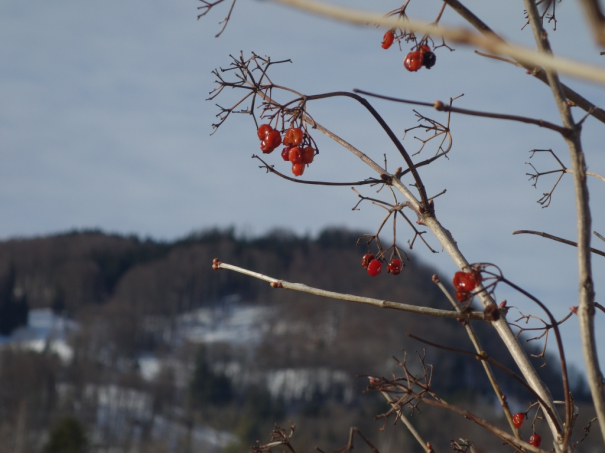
[253,155,383,186]
[441,0,605,124]
[406,332,561,434]
[512,230,605,257]
[432,274,520,438]
[197,0,238,38]
[524,1,604,444]
[380,391,432,453]
[353,90,569,136]
[269,0,605,85]
[212,260,486,321]
[577,0,605,47]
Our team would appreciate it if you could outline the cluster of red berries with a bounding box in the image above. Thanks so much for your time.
[257,124,316,177]
[404,45,436,72]
[362,253,403,277]
[380,33,436,72]
[512,412,542,447]
[257,124,282,153]
[452,269,482,302]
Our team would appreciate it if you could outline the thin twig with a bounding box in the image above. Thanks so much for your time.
[353,90,569,136]
[566,168,605,183]
[502,272,571,447]
[432,275,520,438]
[381,391,431,453]
[407,333,561,436]
[512,230,605,257]
[399,390,548,453]
[214,261,486,320]
[253,155,383,186]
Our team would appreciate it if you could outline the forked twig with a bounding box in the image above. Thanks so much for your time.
[197,0,238,37]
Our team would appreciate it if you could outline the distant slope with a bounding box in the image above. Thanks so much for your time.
[0,227,586,403]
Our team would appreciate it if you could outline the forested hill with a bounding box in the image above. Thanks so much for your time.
[0,227,594,452]
[0,227,443,316]
[0,227,584,400]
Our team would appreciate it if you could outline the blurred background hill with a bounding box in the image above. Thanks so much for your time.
[0,227,596,452]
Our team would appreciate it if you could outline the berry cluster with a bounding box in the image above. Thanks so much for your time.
[257,124,317,177]
[404,45,436,72]
[361,253,403,277]
[257,124,282,153]
[452,269,482,302]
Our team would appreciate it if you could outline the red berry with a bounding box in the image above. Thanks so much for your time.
[529,434,541,448]
[452,271,482,292]
[404,51,423,72]
[388,259,403,275]
[283,129,294,146]
[455,290,470,302]
[260,140,274,154]
[512,412,525,429]
[367,259,382,277]
[288,147,303,164]
[266,130,281,149]
[419,44,430,53]
[257,124,272,140]
[283,127,304,146]
[290,128,304,146]
[302,146,315,164]
[292,163,305,177]
[382,30,394,49]
[500,300,507,308]
[361,253,375,268]
[281,146,292,161]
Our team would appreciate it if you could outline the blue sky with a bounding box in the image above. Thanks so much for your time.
[1,0,605,372]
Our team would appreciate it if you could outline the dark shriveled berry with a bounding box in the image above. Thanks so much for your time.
[423,51,436,69]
